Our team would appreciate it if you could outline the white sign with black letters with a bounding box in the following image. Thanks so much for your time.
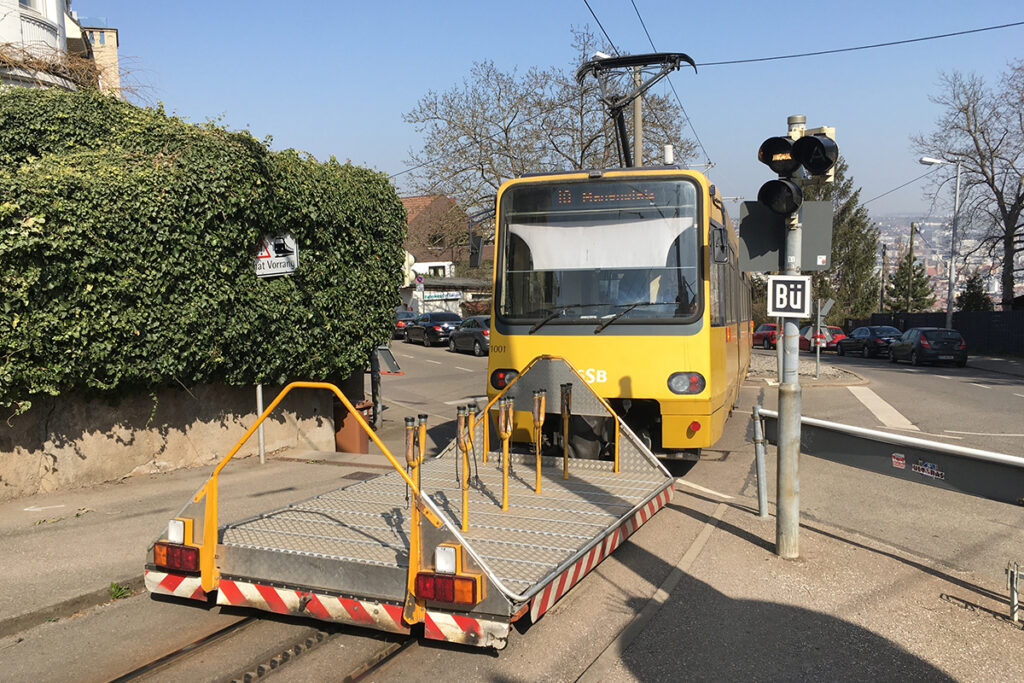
[767,275,812,318]
[255,234,299,278]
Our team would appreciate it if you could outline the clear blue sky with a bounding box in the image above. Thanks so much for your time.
[81,0,1022,217]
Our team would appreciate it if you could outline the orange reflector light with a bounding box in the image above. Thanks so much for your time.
[154,542,199,573]
[415,572,478,605]
[689,421,701,432]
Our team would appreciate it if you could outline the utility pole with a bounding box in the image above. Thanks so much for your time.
[906,222,915,312]
[633,67,643,166]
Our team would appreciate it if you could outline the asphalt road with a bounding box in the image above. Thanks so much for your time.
[3,342,1021,681]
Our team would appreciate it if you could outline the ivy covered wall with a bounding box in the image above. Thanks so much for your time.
[0,87,406,416]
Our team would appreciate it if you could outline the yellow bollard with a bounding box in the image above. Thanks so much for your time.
[498,398,513,511]
[532,390,546,493]
[456,406,470,532]
[403,416,424,623]
[560,383,572,480]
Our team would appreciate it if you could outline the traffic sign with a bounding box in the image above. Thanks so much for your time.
[255,234,299,278]
[767,275,811,317]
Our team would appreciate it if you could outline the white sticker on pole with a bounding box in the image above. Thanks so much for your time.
[767,275,812,318]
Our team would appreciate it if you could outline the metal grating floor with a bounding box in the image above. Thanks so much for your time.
[219,453,669,594]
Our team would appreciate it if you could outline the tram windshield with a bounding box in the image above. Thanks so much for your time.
[497,178,701,326]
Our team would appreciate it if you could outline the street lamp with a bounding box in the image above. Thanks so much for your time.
[919,156,962,329]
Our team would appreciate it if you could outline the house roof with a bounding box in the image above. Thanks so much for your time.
[400,195,453,224]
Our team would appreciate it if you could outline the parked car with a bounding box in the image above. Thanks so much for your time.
[888,327,968,367]
[836,325,902,358]
[448,316,490,356]
[798,325,847,352]
[404,311,463,347]
[753,323,778,349]
[393,310,416,339]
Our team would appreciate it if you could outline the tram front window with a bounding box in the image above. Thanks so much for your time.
[498,179,701,325]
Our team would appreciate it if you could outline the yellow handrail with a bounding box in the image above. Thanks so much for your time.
[191,380,440,593]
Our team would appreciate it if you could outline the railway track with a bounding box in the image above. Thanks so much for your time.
[109,610,416,682]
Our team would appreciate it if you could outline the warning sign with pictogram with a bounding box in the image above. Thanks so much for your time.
[255,234,299,278]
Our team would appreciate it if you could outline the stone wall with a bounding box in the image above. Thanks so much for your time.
[0,384,335,501]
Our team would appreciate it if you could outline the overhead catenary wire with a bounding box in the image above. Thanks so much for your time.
[697,21,1024,67]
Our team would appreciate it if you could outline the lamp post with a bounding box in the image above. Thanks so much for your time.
[919,157,962,329]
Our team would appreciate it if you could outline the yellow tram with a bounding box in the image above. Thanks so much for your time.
[486,167,751,456]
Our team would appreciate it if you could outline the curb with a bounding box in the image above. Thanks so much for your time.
[0,574,146,640]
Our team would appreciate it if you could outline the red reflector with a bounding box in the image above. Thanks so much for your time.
[155,542,199,572]
[689,421,701,432]
[482,329,489,336]
[415,572,436,600]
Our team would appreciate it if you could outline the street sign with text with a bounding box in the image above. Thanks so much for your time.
[767,275,812,317]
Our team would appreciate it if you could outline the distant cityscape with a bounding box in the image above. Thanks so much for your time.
[874,214,1018,310]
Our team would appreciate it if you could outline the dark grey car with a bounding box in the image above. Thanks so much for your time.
[448,316,490,356]
[404,311,462,347]
[836,325,902,358]
[888,327,967,367]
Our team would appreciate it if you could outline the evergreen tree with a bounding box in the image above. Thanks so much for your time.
[885,250,936,312]
[956,270,994,311]
[803,158,880,325]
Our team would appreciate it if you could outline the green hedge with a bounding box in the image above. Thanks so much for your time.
[0,88,405,415]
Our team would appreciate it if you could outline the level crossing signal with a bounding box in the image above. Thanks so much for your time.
[756,130,839,216]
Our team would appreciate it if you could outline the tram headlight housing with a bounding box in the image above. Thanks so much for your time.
[667,372,705,395]
[490,369,518,390]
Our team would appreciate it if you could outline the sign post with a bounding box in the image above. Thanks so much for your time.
[754,115,839,560]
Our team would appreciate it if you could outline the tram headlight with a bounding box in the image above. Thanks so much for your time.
[490,369,518,390]
[667,372,705,395]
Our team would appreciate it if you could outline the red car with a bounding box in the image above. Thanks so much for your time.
[752,323,778,349]
[799,325,847,352]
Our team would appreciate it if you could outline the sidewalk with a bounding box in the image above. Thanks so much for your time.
[970,354,1024,378]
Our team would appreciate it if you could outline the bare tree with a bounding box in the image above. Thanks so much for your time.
[402,27,697,213]
[914,62,1024,310]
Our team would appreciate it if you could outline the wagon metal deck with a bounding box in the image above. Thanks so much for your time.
[145,357,673,649]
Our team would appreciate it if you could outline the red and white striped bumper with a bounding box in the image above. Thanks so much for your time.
[530,485,672,621]
[144,569,208,601]
[215,578,410,635]
[423,610,510,650]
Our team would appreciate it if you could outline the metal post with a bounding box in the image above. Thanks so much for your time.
[456,406,469,531]
[532,390,546,494]
[775,316,783,382]
[256,384,265,465]
[815,299,821,380]
[777,113,805,559]
[560,383,572,480]
[945,162,961,329]
[498,398,512,511]
[752,405,769,519]
[906,222,915,313]
[1007,561,1020,623]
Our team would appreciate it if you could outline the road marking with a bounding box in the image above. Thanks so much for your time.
[425,359,442,365]
[675,479,733,500]
[455,367,474,373]
[443,396,488,406]
[880,426,962,440]
[847,386,919,431]
[398,354,414,359]
[24,504,65,512]
[1015,393,1024,399]
[969,383,991,390]
[936,375,953,380]
[945,430,1024,437]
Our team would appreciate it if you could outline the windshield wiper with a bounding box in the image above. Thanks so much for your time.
[529,310,561,334]
[594,302,646,334]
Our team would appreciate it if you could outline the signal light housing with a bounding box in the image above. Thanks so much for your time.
[153,542,200,573]
[792,134,839,175]
[757,137,801,176]
[757,179,803,216]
